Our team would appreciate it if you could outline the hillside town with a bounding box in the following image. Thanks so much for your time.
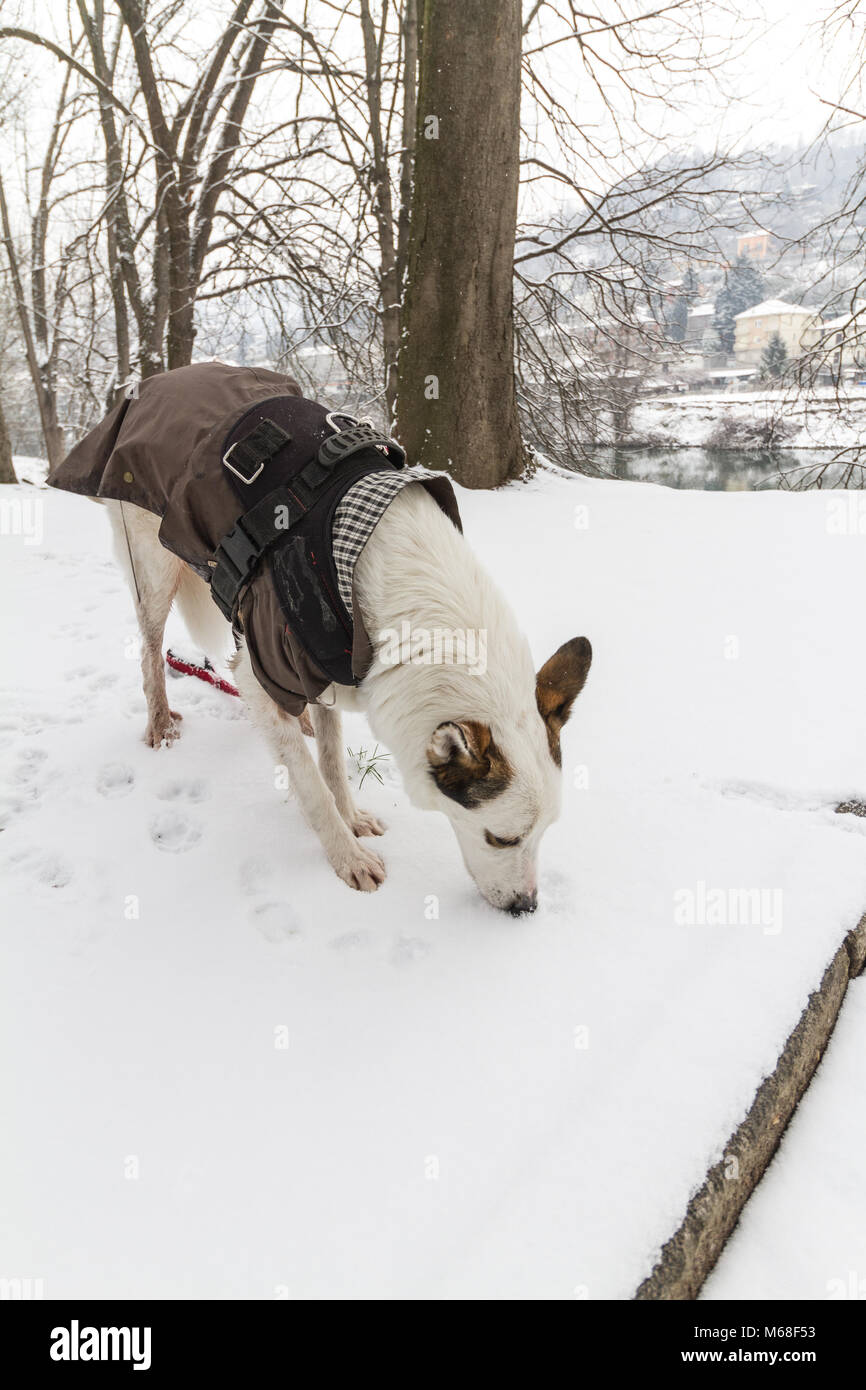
[655,214,865,384]
[650,227,866,392]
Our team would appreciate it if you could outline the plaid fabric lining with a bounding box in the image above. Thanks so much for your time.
[332,466,437,618]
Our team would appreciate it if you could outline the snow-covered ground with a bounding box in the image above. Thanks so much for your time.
[625,388,866,450]
[703,976,866,1302]
[1,464,865,1299]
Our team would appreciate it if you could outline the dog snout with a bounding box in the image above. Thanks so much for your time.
[507,890,538,917]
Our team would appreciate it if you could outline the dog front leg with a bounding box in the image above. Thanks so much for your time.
[234,656,386,892]
[310,705,386,839]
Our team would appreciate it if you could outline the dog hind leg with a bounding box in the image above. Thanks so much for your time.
[106,501,185,748]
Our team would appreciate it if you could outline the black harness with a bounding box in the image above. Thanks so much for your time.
[210,394,405,688]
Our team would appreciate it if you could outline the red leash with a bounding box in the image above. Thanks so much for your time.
[165,649,239,697]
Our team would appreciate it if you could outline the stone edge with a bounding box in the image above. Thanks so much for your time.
[634,913,866,1300]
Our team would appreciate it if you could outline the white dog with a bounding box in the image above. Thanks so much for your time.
[104,480,591,914]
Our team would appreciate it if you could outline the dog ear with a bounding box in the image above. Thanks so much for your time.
[535,637,592,765]
[428,721,476,768]
[426,721,511,807]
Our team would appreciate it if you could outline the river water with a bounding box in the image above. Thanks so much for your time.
[583,448,842,491]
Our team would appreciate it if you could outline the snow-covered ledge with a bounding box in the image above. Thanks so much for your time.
[637,911,866,1299]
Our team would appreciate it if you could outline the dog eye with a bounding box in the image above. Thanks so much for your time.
[484,830,522,849]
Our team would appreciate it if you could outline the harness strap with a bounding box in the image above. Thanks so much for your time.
[211,414,405,624]
[223,418,292,484]
[211,483,306,622]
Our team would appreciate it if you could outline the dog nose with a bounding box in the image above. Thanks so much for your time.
[508,891,538,917]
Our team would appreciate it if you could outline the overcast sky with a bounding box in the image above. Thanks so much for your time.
[0,0,862,198]
[722,0,860,148]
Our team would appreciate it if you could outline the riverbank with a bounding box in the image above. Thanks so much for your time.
[617,388,866,451]
[583,445,837,491]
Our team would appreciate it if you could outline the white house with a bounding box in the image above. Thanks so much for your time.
[733,299,818,365]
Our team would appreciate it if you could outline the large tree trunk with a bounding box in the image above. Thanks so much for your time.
[396,0,525,488]
[0,391,16,484]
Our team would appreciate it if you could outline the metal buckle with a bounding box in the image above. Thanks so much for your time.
[325,410,359,432]
[322,411,397,461]
[223,439,265,485]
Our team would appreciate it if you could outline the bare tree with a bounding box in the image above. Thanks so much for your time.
[0,386,14,484]
[114,0,287,369]
[247,2,759,473]
[0,1,766,481]
[766,0,866,488]
[1,2,299,385]
[511,1,763,467]
[0,170,66,467]
[357,0,419,420]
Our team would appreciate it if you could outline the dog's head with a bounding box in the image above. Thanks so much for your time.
[424,637,592,914]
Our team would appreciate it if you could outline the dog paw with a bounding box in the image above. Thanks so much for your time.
[333,841,386,892]
[349,808,386,837]
[250,901,303,943]
[297,707,315,737]
[156,776,208,803]
[96,763,135,798]
[144,710,183,748]
[149,810,202,853]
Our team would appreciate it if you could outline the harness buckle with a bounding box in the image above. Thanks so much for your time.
[223,439,265,485]
[317,421,405,470]
[214,520,259,580]
[222,418,292,485]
